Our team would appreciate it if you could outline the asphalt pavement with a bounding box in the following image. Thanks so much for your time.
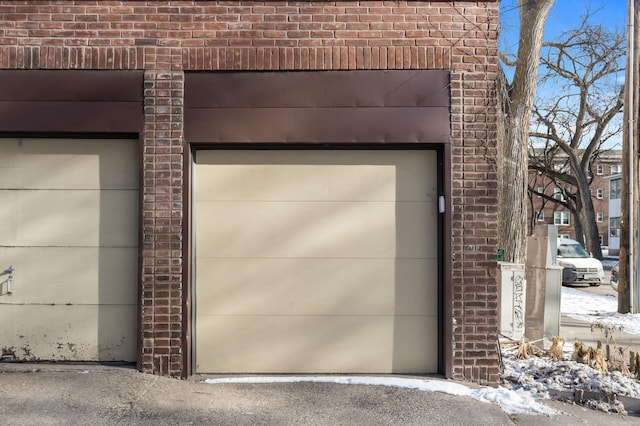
[2,274,639,425]
[0,362,638,425]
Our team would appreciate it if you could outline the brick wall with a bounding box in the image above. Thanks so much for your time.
[0,0,500,385]
[528,153,623,247]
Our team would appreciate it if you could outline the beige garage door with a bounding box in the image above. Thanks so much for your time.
[0,138,138,362]
[194,150,438,374]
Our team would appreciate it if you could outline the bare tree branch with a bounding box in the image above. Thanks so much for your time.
[528,20,625,258]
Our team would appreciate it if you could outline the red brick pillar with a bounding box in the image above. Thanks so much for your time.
[141,70,185,377]
[449,68,500,386]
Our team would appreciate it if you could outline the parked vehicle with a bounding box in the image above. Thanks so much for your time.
[610,262,619,292]
[557,238,604,287]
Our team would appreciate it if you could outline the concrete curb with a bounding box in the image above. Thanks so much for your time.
[549,388,640,414]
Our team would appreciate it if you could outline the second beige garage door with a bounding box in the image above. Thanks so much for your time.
[194,150,439,374]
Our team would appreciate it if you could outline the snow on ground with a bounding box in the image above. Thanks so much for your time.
[204,375,557,416]
[561,286,640,336]
[204,285,640,417]
[500,285,640,415]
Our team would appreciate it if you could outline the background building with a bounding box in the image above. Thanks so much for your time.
[528,149,622,249]
[607,173,622,255]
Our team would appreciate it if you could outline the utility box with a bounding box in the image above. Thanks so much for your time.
[525,225,562,341]
[498,262,526,339]
[544,265,563,338]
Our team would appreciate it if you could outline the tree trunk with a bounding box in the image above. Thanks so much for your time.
[578,189,602,258]
[527,192,535,235]
[498,0,555,263]
[573,210,584,246]
[498,114,528,263]
[570,156,603,258]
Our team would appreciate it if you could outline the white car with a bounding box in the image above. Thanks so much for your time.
[557,238,604,287]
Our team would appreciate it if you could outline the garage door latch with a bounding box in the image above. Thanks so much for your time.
[1,266,13,296]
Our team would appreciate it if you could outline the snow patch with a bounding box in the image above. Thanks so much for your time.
[204,375,557,416]
[561,286,640,336]
[499,285,640,415]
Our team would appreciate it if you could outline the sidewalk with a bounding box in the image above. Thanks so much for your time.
[0,362,638,425]
[561,314,640,355]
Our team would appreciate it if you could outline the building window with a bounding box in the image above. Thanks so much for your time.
[553,188,564,201]
[538,211,545,221]
[597,212,604,222]
[537,186,544,195]
[596,188,604,199]
[554,211,570,225]
[559,234,571,239]
[610,178,622,200]
[611,217,621,237]
[597,164,604,175]
[611,164,622,174]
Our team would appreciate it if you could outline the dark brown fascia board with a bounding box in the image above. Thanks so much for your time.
[0,70,144,134]
[0,70,143,102]
[185,70,450,108]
